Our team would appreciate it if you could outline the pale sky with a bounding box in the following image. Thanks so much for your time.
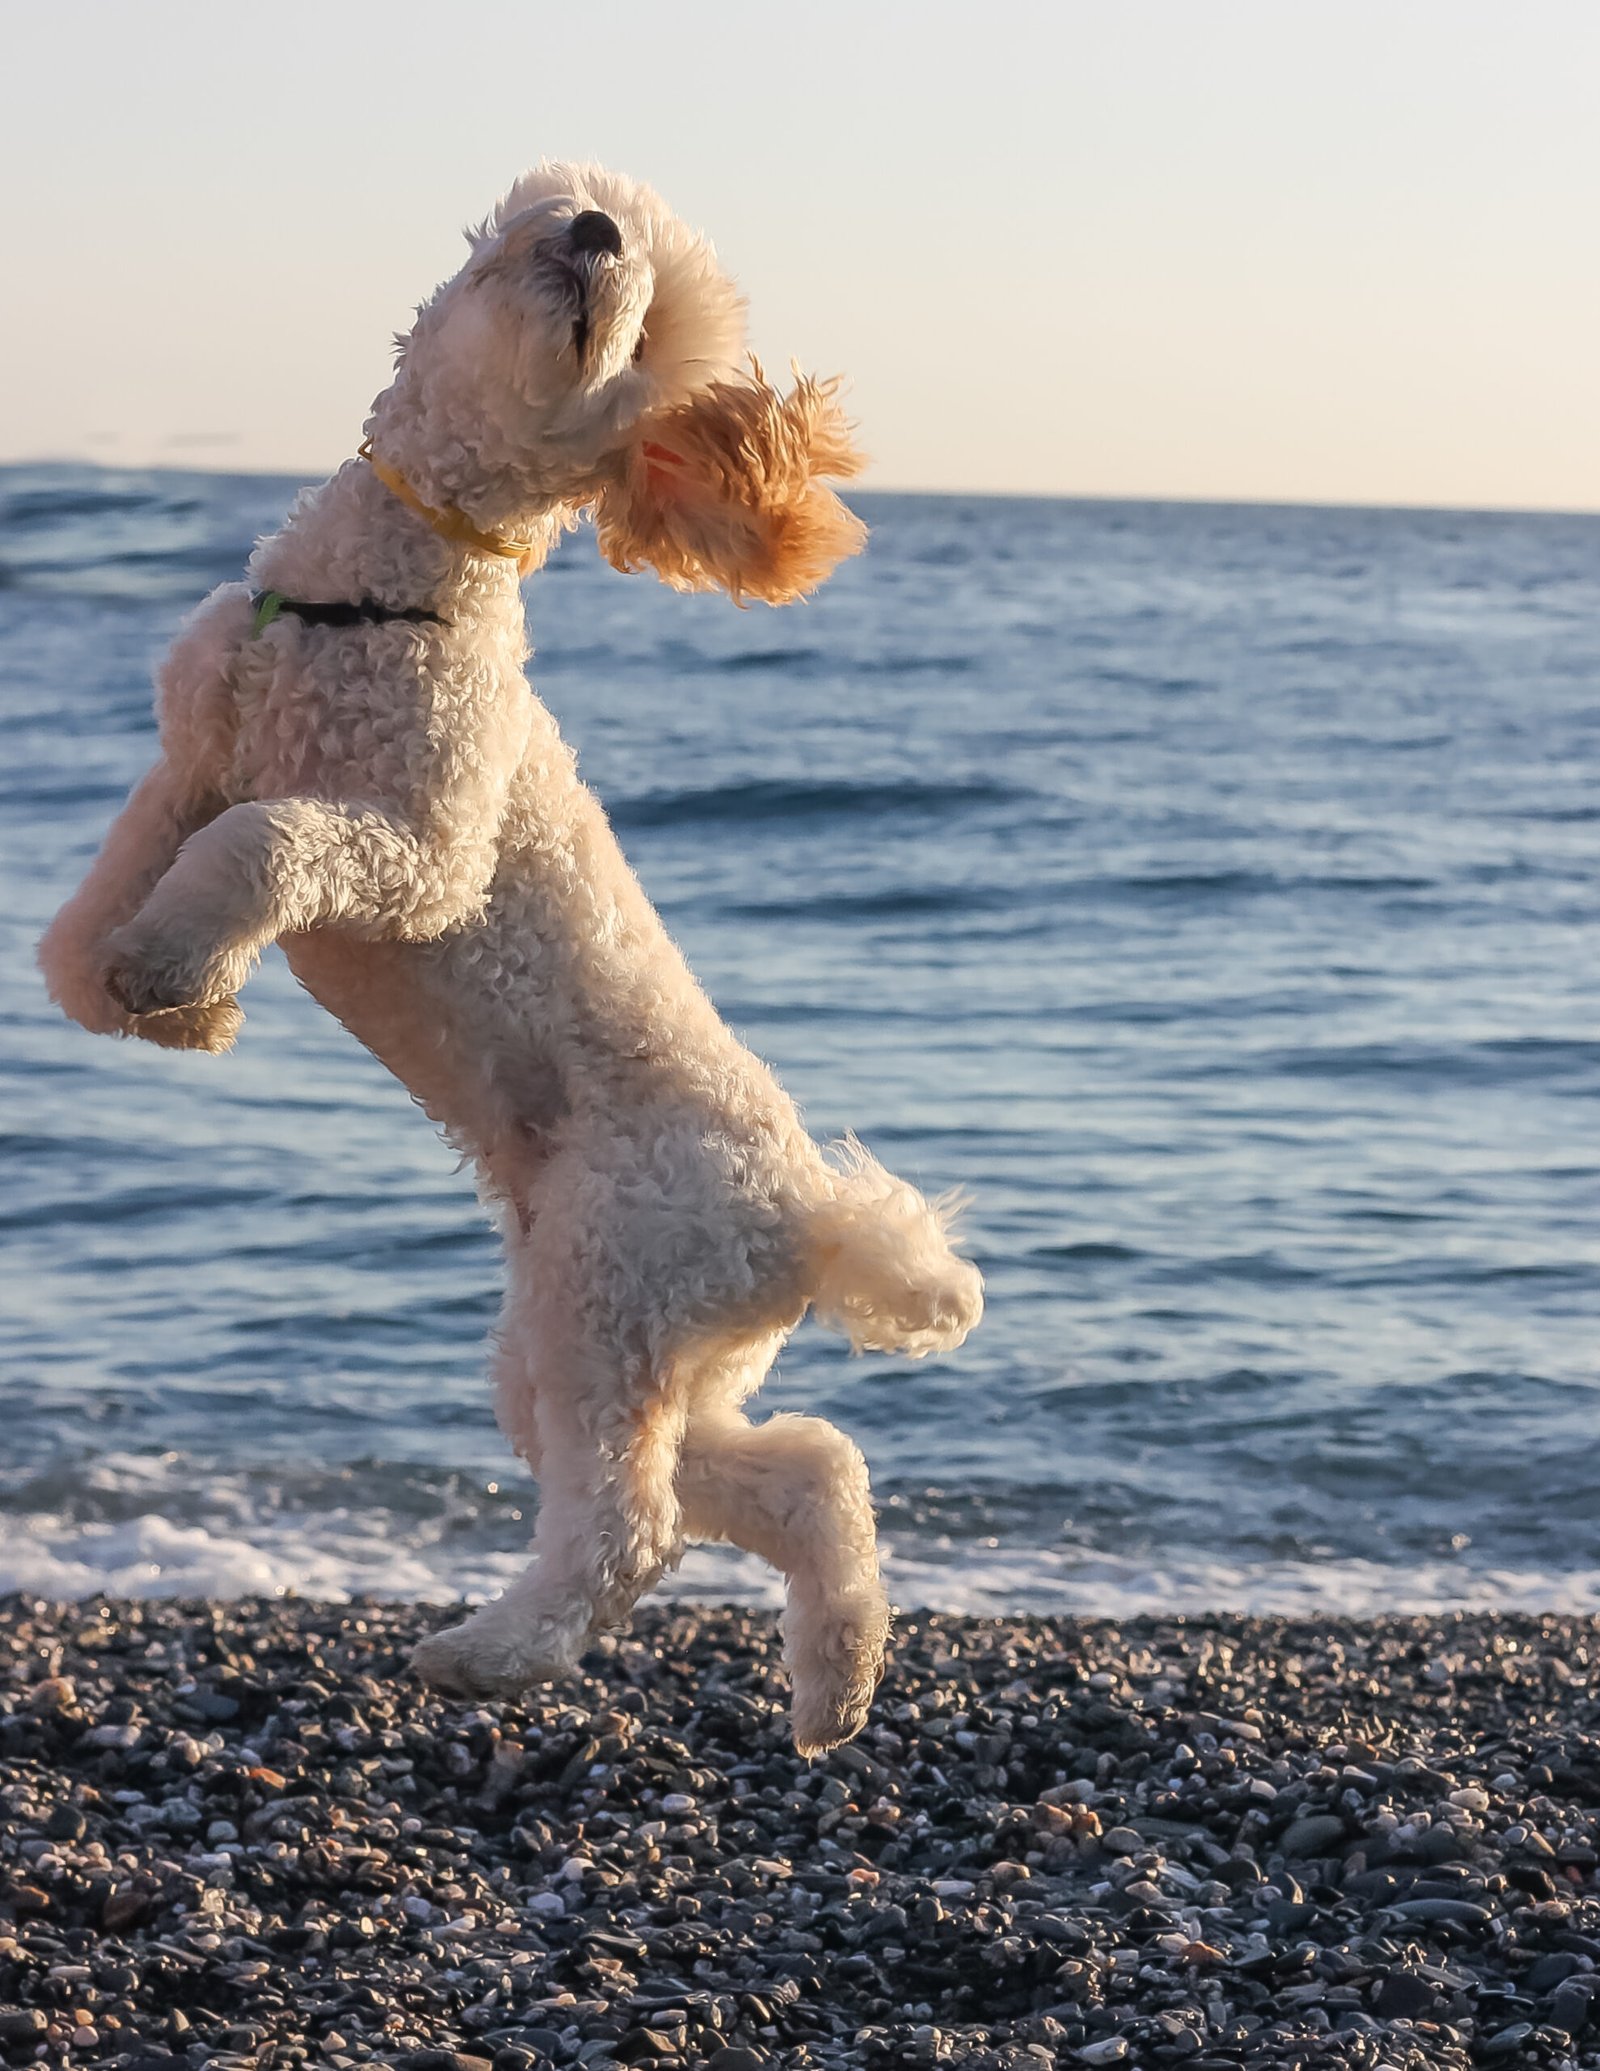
[3,0,1597,509]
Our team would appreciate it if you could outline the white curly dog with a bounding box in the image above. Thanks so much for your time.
[39,163,982,1754]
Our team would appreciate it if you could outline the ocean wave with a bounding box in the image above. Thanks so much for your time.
[1030,1240,1146,1263]
[0,466,298,602]
[0,486,199,529]
[707,645,826,673]
[1219,1036,1600,1089]
[723,886,1005,923]
[0,777,132,811]
[1088,667,1212,695]
[0,1181,267,1235]
[606,775,1023,830]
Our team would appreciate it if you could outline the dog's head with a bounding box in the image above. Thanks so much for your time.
[377,162,865,604]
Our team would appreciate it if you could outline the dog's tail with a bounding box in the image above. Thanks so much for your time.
[802,1136,983,1357]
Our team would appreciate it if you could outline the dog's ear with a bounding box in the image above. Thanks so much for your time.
[592,363,867,605]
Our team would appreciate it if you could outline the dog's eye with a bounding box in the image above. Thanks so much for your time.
[632,330,648,365]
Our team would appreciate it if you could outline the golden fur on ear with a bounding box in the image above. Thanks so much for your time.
[595,365,867,605]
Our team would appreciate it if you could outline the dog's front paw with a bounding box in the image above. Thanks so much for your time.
[103,929,232,1017]
[129,996,244,1054]
[409,1613,581,1702]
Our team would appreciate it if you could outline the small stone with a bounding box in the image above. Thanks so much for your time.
[1482,2025,1535,2058]
[1389,1897,1493,1926]
[1099,1826,1140,1855]
[84,1721,142,1750]
[1075,2042,1130,2066]
[1417,1822,1470,1864]
[103,1889,149,1932]
[183,1689,240,1722]
[25,1677,76,1713]
[618,2033,679,2063]
[1181,1941,1227,1965]
[1195,1712,1262,1741]
[1374,1970,1438,2020]
[46,1805,87,1841]
[1527,1952,1582,1993]
[1282,1814,1346,1858]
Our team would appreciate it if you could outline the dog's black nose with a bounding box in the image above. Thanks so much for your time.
[568,210,623,259]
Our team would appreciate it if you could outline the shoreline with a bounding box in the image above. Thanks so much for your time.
[3,1602,1600,2069]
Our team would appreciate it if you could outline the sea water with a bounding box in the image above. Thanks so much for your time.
[3,466,1598,1614]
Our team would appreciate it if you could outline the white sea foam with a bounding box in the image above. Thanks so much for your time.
[875,1537,1600,1618]
[4,1487,1599,1618]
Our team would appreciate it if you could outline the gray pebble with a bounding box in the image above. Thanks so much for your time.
[1390,1897,1494,1926]
[1373,1970,1438,2020]
[1280,1813,1346,1857]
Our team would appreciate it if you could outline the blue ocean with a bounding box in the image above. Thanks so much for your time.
[3,465,1598,1615]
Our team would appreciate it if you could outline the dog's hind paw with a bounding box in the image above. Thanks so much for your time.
[786,1586,891,1757]
[409,1614,581,1702]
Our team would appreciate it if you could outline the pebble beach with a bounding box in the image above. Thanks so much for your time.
[5,1604,1600,2069]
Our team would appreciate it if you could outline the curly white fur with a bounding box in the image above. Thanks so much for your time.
[37,162,981,1752]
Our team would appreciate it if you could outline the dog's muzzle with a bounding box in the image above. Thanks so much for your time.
[567,210,623,259]
[557,214,622,366]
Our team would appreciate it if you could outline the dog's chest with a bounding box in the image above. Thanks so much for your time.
[219,630,509,808]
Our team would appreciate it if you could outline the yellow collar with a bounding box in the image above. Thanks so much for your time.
[358,439,538,573]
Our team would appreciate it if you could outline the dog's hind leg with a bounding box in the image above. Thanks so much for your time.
[490,1326,543,1479]
[676,1338,890,1755]
[411,1284,688,1701]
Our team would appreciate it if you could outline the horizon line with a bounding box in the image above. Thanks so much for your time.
[3,452,1597,525]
